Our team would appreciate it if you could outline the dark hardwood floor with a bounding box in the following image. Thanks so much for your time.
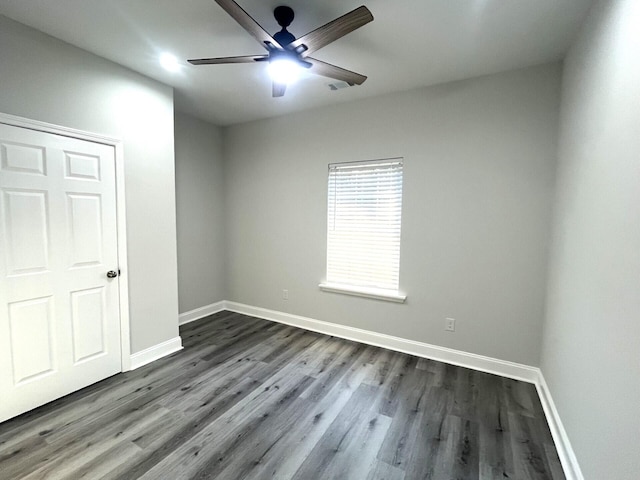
[0,311,565,479]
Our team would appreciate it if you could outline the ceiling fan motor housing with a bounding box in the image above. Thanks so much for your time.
[273,29,295,46]
[273,6,295,46]
[274,6,294,28]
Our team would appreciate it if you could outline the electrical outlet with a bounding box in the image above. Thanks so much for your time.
[445,318,455,332]
[282,289,289,300]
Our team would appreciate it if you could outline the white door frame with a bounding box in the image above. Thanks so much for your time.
[0,112,132,371]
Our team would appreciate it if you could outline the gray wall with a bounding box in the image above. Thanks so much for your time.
[540,1,640,478]
[174,112,226,313]
[223,63,561,366]
[0,15,180,353]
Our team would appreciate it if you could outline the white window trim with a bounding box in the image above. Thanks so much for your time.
[319,282,407,303]
[323,157,405,302]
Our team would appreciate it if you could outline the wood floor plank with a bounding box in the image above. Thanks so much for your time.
[376,365,433,469]
[366,459,406,480]
[15,404,166,480]
[403,386,454,479]
[299,341,368,402]
[195,392,316,480]
[138,373,315,479]
[242,344,377,480]
[509,412,557,480]
[477,372,515,479]
[0,342,219,453]
[0,312,566,480]
[61,440,141,480]
[432,415,480,479]
[377,354,420,417]
[290,383,389,480]
[544,442,566,480]
[364,348,404,388]
[104,377,262,480]
[315,410,392,480]
[0,436,48,478]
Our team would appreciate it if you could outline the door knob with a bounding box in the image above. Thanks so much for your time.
[106,270,119,278]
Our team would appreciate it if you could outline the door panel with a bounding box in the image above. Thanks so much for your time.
[1,141,46,175]
[67,193,103,267]
[0,123,122,423]
[8,296,55,385]
[70,286,107,364]
[64,151,101,181]
[3,189,50,274]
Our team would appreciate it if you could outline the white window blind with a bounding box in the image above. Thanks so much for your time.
[326,158,403,294]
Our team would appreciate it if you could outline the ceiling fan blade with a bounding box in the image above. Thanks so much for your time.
[188,55,268,65]
[306,58,367,85]
[214,0,283,50]
[289,6,373,56]
[272,82,287,97]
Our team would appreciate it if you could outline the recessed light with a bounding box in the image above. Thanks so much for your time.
[160,53,180,72]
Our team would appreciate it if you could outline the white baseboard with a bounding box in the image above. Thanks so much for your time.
[179,301,226,325]
[224,301,539,384]
[535,372,584,480]
[129,336,183,370]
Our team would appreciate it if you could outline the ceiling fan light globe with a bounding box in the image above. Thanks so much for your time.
[267,58,300,84]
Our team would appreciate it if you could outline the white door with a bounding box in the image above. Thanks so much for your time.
[0,123,122,423]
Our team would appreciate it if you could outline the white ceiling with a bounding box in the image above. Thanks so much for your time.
[0,0,594,126]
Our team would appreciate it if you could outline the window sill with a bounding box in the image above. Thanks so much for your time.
[319,283,407,303]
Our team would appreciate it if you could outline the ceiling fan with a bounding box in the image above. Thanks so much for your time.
[188,0,374,97]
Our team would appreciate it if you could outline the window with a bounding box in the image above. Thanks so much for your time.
[320,158,406,303]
